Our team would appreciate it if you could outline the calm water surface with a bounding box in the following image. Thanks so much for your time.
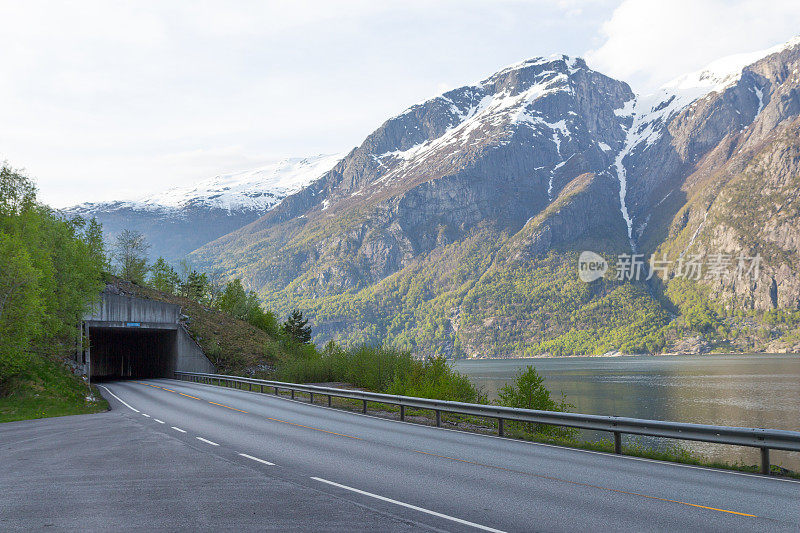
[454,354,800,470]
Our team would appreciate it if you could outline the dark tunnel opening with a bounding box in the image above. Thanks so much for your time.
[89,327,177,381]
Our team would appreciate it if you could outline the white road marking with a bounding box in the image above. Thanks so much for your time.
[196,437,219,446]
[142,414,151,418]
[153,419,164,424]
[97,385,139,412]
[293,389,800,486]
[168,379,800,485]
[238,453,275,466]
[171,426,186,433]
[311,477,506,532]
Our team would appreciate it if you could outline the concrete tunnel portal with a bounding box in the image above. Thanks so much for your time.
[78,291,215,382]
[87,326,177,381]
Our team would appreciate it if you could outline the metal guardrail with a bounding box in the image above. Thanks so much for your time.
[174,371,800,475]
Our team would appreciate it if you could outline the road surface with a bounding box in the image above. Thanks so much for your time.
[2,378,798,531]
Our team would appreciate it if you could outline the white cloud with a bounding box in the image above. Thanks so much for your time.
[3,1,709,207]
[586,0,800,92]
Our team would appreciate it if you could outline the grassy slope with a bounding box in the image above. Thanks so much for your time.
[0,356,108,423]
[106,278,294,373]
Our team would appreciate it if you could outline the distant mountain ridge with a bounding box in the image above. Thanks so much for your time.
[95,37,800,356]
[65,154,343,262]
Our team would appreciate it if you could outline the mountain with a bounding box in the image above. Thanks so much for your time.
[64,154,343,263]
[192,38,800,357]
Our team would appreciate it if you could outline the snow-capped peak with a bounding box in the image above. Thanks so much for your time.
[133,153,343,212]
[611,36,800,250]
[632,35,800,129]
[664,35,800,98]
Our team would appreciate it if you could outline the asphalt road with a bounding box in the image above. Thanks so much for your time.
[2,379,799,532]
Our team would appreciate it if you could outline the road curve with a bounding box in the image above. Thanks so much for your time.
[3,378,799,532]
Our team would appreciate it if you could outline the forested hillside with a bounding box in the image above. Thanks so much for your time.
[0,164,108,421]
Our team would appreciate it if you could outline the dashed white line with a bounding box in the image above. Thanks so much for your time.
[153,419,165,424]
[311,477,506,532]
[238,453,275,466]
[142,414,151,418]
[97,385,139,413]
[171,426,186,433]
[196,437,219,446]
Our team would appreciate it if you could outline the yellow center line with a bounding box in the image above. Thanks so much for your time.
[266,417,361,440]
[412,450,756,518]
[208,401,249,413]
[178,392,202,400]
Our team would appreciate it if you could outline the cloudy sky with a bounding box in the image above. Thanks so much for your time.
[1,0,799,207]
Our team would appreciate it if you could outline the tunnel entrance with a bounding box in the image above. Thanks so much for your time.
[78,290,216,380]
[88,326,177,381]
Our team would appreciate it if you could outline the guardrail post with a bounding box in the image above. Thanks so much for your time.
[171,373,800,467]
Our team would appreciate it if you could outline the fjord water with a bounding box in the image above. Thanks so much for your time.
[454,354,800,470]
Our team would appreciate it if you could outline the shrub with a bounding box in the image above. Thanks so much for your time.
[276,343,484,403]
[496,366,577,438]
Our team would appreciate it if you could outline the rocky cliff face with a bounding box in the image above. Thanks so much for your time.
[190,40,800,356]
[632,39,800,313]
[195,56,634,287]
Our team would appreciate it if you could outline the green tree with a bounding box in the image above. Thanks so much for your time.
[282,309,312,344]
[83,217,108,272]
[112,229,149,283]
[216,278,279,335]
[0,233,41,382]
[183,270,209,302]
[217,278,250,319]
[497,366,575,438]
[149,257,180,294]
[247,306,279,336]
[0,164,103,386]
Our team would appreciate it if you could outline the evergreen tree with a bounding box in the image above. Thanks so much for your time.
[183,270,209,302]
[281,309,312,344]
[149,257,180,294]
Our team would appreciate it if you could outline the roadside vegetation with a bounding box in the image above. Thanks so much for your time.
[2,164,793,477]
[0,164,107,421]
[0,356,108,423]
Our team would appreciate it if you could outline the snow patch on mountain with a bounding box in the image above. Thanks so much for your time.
[377,58,581,188]
[71,153,343,216]
[610,36,800,248]
[140,153,343,212]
